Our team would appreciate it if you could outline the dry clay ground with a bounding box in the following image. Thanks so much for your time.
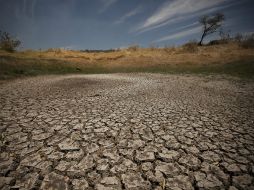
[0,73,254,190]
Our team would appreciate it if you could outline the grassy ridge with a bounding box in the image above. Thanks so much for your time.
[1,43,254,80]
[1,56,253,79]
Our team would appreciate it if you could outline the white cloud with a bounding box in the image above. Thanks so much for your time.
[154,25,201,43]
[134,0,236,33]
[99,0,118,13]
[115,6,143,24]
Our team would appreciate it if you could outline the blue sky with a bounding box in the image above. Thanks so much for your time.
[0,0,253,50]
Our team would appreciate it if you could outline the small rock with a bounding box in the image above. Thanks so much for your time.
[0,177,14,188]
[67,155,94,177]
[55,160,73,172]
[48,151,64,160]
[224,163,241,174]
[121,173,151,189]
[32,133,51,141]
[228,186,238,190]
[34,161,52,174]
[194,172,224,189]
[178,154,201,170]
[72,179,89,190]
[14,172,39,189]
[94,127,108,133]
[166,175,194,190]
[157,150,179,162]
[155,161,180,177]
[76,155,95,171]
[86,143,99,153]
[145,170,164,184]
[40,172,69,190]
[97,175,122,189]
[66,149,84,160]
[0,158,15,175]
[20,154,42,168]
[87,171,101,185]
[58,138,80,151]
[97,159,109,171]
[101,176,120,185]
[136,151,155,162]
[127,140,145,149]
[141,162,153,171]
[201,151,221,163]
[73,123,84,130]
[103,149,120,162]
[232,174,253,189]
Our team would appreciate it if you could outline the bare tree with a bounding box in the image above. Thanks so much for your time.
[0,31,21,52]
[234,33,243,42]
[219,29,231,41]
[199,13,225,45]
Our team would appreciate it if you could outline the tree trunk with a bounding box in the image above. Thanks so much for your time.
[199,32,206,46]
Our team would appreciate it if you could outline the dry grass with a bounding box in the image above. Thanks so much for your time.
[1,43,254,64]
[0,43,254,79]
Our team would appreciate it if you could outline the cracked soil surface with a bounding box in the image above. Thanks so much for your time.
[0,73,254,190]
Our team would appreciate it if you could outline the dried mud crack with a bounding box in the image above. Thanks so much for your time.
[0,73,254,190]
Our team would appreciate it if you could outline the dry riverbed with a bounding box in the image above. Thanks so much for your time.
[0,73,254,189]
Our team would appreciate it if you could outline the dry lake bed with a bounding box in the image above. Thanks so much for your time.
[0,73,254,190]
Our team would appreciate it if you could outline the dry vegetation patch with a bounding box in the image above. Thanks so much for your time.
[0,43,254,79]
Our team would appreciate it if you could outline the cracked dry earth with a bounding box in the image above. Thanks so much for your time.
[0,73,254,190]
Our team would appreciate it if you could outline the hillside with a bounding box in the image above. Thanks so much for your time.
[0,43,254,80]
